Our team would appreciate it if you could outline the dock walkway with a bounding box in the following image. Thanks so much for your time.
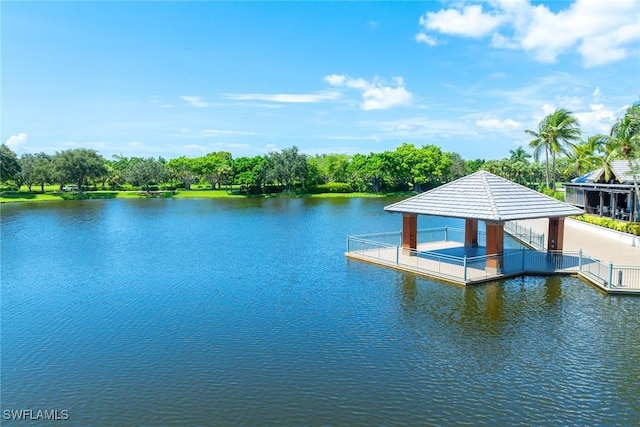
[346,224,640,295]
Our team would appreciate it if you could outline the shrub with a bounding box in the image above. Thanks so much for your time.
[572,214,640,236]
[542,188,564,201]
[309,182,353,194]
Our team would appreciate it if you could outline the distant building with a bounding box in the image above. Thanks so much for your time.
[564,160,639,222]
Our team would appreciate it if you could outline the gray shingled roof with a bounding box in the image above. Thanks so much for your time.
[385,170,583,221]
[581,159,639,184]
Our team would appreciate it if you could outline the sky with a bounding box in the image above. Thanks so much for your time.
[2,0,639,161]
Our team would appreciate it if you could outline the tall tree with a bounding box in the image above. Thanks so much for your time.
[52,148,107,193]
[232,156,266,193]
[194,152,233,190]
[18,154,37,191]
[167,156,198,190]
[264,146,308,190]
[125,157,169,191]
[32,153,53,192]
[394,143,451,191]
[526,109,581,189]
[0,144,21,185]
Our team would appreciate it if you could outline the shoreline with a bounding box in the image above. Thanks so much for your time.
[0,189,402,204]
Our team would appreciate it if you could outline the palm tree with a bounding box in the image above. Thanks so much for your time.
[526,108,582,189]
[509,146,531,164]
[527,128,550,188]
[607,103,640,216]
[566,135,605,177]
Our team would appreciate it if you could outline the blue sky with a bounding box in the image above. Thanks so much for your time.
[2,1,639,161]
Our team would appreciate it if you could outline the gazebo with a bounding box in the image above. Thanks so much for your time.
[384,171,584,273]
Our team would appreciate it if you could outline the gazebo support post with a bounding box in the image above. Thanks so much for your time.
[402,213,418,256]
[547,217,565,253]
[485,221,504,274]
[464,219,478,247]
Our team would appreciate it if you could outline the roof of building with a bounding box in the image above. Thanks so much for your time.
[384,170,584,221]
[571,160,638,184]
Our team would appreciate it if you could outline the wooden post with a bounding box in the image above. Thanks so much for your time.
[485,221,504,274]
[599,191,604,216]
[547,217,565,252]
[612,193,617,219]
[402,214,418,255]
[464,219,478,247]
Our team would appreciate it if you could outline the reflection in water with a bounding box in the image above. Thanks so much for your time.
[400,273,417,304]
[544,274,563,304]
[484,282,503,323]
[397,274,567,339]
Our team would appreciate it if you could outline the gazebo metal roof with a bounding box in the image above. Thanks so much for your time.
[384,170,583,221]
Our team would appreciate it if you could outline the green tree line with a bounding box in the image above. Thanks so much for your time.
[1,102,638,198]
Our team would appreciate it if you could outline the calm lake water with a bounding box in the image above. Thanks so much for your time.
[1,198,639,425]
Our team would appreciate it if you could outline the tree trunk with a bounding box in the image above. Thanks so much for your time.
[551,152,557,190]
[41,183,45,193]
[627,158,640,221]
[544,148,550,189]
[77,178,84,194]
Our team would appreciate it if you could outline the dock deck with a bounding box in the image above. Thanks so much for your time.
[346,226,640,295]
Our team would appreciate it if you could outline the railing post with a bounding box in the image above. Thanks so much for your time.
[445,226,448,242]
[521,248,525,271]
[396,245,399,265]
[463,255,468,282]
[347,235,350,252]
[618,270,623,287]
[578,249,582,271]
[608,262,613,287]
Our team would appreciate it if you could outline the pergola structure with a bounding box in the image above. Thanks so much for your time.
[384,171,584,273]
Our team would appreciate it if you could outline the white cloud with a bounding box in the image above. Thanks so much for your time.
[324,74,413,110]
[324,74,347,86]
[5,133,28,152]
[224,90,341,103]
[420,4,503,38]
[416,0,640,66]
[415,32,437,46]
[575,103,617,134]
[531,97,617,135]
[181,96,212,108]
[475,115,521,131]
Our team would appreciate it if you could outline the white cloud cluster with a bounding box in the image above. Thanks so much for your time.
[324,74,413,110]
[533,87,619,136]
[416,0,640,66]
[5,133,28,152]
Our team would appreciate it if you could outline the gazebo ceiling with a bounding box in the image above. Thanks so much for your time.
[384,170,584,222]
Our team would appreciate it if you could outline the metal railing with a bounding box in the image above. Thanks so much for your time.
[505,221,545,250]
[346,226,640,292]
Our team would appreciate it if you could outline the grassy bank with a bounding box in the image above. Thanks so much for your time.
[0,189,411,204]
